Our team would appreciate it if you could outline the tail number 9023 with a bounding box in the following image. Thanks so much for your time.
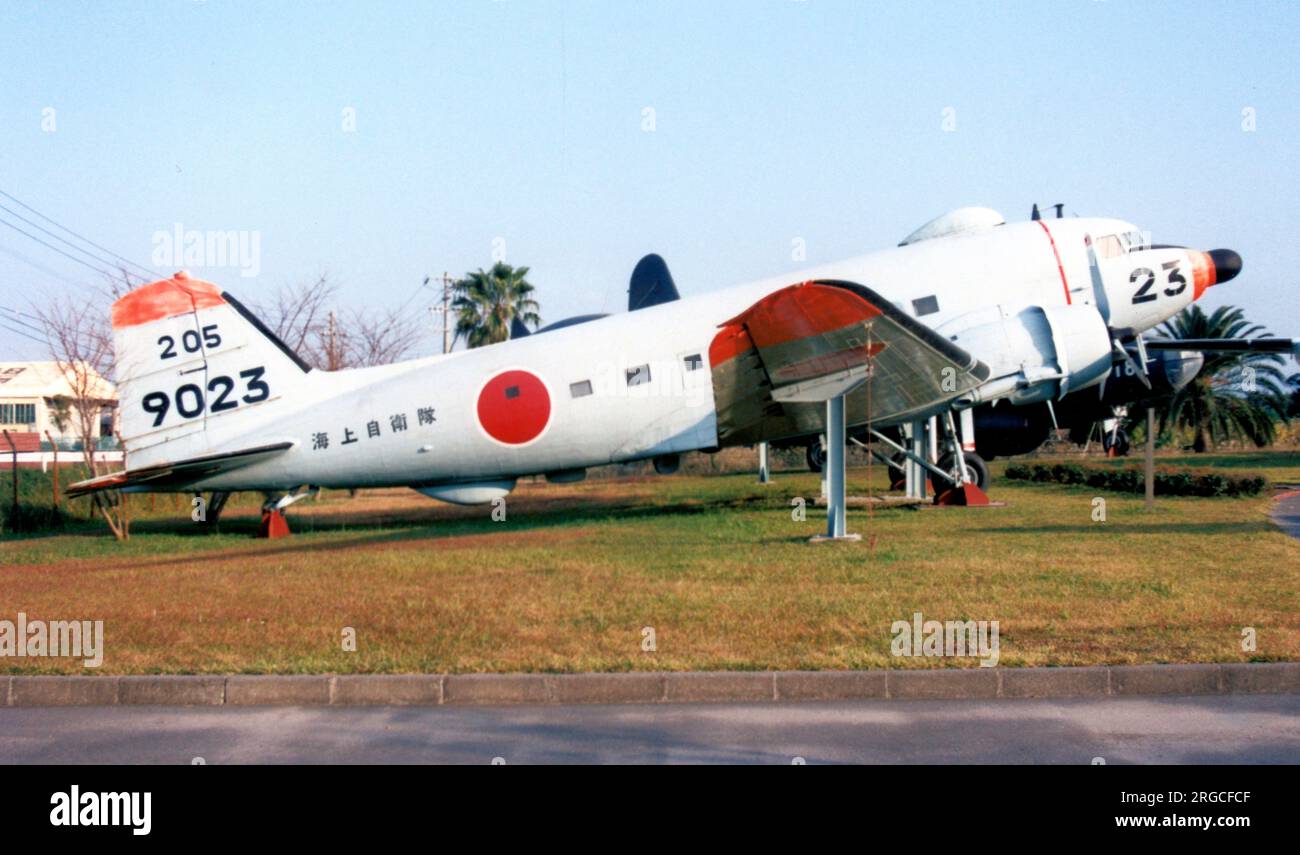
[140,367,269,427]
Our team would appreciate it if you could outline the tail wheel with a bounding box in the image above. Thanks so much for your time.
[806,439,827,473]
[937,452,989,491]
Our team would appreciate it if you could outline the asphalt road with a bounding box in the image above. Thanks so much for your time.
[1270,489,1300,540]
[2,694,1297,763]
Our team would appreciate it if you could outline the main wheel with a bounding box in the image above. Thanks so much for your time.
[937,451,989,491]
[806,439,827,473]
[886,452,907,486]
[1102,427,1131,457]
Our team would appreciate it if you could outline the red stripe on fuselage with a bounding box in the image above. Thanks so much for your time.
[1037,221,1072,305]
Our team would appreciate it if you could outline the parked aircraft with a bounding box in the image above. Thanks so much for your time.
[71,206,1294,531]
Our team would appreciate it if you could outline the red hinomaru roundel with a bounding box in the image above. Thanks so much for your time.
[476,369,552,445]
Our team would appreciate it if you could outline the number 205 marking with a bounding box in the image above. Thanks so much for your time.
[158,324,221,359]
[140,367,269,427]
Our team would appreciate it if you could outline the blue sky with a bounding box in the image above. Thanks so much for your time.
[1,0,1297,359]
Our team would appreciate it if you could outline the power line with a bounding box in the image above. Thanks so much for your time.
[0,216,122,280]
[0,241,101,291]
[0,202,148,283]
[0,318,47,346]
[0,188,156,280]
[0,302,44,323]
[396,276,432,315]
[0,306,46,334]
[0,304,105,356]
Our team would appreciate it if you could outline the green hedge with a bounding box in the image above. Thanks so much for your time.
[0,502,67,534]
[1003,462,1267,497]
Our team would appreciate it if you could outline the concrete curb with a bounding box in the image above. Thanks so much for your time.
[2,663,1297,707]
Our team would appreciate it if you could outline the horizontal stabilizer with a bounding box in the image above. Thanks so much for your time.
[66,441,294,497]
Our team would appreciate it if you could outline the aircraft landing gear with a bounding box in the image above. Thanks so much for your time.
[1103,426,1131,457]
[933,411,991,505]
[196,491,231,529]
[653,454,680,475]
[257,486,318,538]
[806,438,827,473]
[937,451,989,492]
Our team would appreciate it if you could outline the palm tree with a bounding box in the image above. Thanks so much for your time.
[450,262,541,348]
[1143,305,1290,452]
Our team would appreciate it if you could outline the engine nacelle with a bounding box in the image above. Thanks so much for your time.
[971,404,1052,458]
[972,348,1205,459]
[947,304,1113,405]
[1099,349,1204,405]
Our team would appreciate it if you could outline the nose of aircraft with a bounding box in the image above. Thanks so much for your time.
[1208,248,1242,283]
[1190,247,1242,299]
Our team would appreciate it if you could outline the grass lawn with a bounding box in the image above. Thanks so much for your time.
[1,452,1297,674]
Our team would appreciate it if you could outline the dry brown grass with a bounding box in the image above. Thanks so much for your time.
[2,452,1297,674]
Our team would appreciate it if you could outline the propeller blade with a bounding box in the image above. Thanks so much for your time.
[1112,337,1152,390]
[1084,234,1111,324]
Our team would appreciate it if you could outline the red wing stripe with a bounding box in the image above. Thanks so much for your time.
[711,281,882,366]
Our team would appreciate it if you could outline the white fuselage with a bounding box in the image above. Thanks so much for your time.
[192,215,1204,492]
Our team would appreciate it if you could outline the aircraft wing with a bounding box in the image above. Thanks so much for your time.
[1142,337,1298,354]
[709,279,990,445]
[66,441,294,498]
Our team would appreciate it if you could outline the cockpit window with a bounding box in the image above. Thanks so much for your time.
[1095,234,1125,259]
[1124,230,1148,251]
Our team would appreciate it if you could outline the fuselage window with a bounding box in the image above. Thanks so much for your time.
[912,295,939,316]
[683,353,704,371]
[626,364,652,386]
[1122,230,1147,251]
[570,380,593,398]
[1095,234,1125,259]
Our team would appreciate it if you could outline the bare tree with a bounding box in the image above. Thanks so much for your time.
[257,273,339,369]
[258,274,425,369]
[35,267,135,539]
[342,306,423,367]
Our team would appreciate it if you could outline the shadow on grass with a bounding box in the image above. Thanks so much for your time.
[73,499,737,568]
[981,522,1272,536]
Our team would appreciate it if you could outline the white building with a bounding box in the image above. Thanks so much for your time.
[0,361,117,445]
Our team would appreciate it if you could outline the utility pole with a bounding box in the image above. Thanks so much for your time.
[44,430,58,511]
[1145,407,1155,510]
[327,310,338,371]
[3,430,16,515]
[425,271,456,355]
[442,271,452,355]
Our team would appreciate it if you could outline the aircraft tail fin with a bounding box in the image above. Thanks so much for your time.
[111,272,309,470]
[628,253,680,311]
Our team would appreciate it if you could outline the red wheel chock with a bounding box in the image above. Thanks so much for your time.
[258,509,291,538]
[935,483,991,506]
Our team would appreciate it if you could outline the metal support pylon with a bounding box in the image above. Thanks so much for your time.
[757,441,771,484]
[811,394,860,543]
[904,418,929,500]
